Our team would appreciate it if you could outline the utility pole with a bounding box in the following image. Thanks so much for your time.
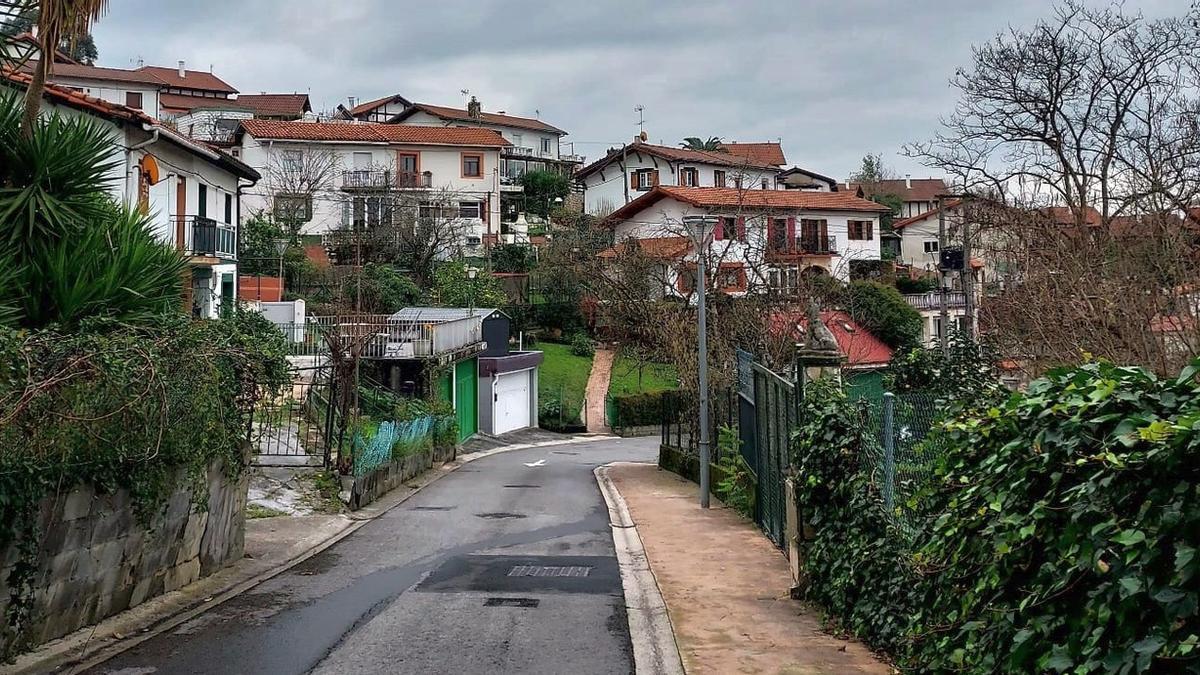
[937,196,949,356]
[683,215,719,510]
[962,197,975,340]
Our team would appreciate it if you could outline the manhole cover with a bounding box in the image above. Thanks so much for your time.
[508,565,592,578]
[476,512,526,519]
[483,597,540,608]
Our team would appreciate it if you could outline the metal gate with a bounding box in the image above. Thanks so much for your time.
[751,364,794,547]
[249,365,340,468]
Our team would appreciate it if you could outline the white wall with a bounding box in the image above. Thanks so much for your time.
[583,152,779,214]
[51,76,161,118]
[174,109,253,141]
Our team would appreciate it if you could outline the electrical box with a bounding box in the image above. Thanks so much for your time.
[940,246,965,271]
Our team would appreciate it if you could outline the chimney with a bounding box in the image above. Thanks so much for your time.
[178,61,186,78]
[905,174,912,189]
[348,96,357,109]
[466,96,482,120]
[844,180,850,189]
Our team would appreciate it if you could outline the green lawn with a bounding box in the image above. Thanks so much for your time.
[538,342,593,408]
[607,354,679,397]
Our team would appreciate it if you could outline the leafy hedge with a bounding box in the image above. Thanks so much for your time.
[0,311,289,654]
[609,391,666,429]
[794,362,1200,673]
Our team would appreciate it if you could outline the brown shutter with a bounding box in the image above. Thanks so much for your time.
[651,170,660,186]
[631,172,638,189]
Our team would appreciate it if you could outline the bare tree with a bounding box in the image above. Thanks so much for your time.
[260,145,342,237]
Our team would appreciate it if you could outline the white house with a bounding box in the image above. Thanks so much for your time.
[847,176,948,219]
[598,186,890,294]
[235,119,512,251]
[576,140,789,216]
[3,70,262,318]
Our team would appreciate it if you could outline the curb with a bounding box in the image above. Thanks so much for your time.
[595,463,686,675]
[9,434,613,675]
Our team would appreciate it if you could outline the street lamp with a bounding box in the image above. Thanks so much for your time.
[273,239,289,297]
[466,265,479,317]
[682,214,719,509]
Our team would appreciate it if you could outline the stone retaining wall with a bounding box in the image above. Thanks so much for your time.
[0,455,248,654]
[349,445,456,510]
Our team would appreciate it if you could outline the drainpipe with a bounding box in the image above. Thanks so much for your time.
[236,173,260,301]
[125,124,160,203]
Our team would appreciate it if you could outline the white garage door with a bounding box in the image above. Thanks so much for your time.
[494,370,531,435]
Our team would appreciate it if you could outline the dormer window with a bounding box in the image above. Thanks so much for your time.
[679,167,699,187]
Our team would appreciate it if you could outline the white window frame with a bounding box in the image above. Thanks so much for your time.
[924,240,940,254]
[458,201,482,219]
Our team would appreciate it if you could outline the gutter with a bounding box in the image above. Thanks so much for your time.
[124,124,160,203]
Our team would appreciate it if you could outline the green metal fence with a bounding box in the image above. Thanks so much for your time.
[750,363,794,547]
[856,391,945,535]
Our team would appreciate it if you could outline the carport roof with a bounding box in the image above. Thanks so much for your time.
[390,307,509,323]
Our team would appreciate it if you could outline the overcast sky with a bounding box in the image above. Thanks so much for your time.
[90,0,1183,180]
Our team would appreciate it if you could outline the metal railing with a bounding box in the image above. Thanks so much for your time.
[505,146,534,157]
[271,315,483,359]
[767,235,838,257]
[342,170,393,189]
[398,171,433,188]
[560,153,584,163]
[903,292,967,310]
[178,215,236,260]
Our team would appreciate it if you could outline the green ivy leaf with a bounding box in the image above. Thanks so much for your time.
[1112,529,1146,546]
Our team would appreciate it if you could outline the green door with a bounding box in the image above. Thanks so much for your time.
[454,358,478,443]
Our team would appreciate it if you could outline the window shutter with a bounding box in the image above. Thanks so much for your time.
[786,216,796,250]
[341,201,350,226]
[736,216,746,241]
[714,217,724,241]
[631,172,638,189]
[867,221,874,239]
[651,170,660,186]
[820,219,829,243]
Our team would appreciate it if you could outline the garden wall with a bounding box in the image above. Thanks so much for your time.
[0,454,248,652]
[348,444,457,510]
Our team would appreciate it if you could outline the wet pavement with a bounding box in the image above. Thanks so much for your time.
[85,437,655,675]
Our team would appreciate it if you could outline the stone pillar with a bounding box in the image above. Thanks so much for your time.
[788,341,844,598]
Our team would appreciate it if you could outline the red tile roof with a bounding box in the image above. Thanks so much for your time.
[32,60,164,86]
[134,65,238,94]
[772,310,894,368]
[597,236,692,260]
[720,142,786,166]
[604,186,892,224]
[239,119,510,147]
[577,142,780,180]
[1041,205,1103,226]
[849,178,947,203]
[394,102,566,135]
[230,94,311,117]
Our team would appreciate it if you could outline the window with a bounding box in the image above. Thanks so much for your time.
[541,137,552,154]
[353,151,373,169]
[462,153,483,178]
[125,91,143,110]
[224,194,233,224]
[761,179,769,190]
[923,240,940,254]
[280,149,302,171]
[716,266,746,291]
[512,133,522,148]
[732,174,743,189]
[398,152,419,174]
[633,169,657,190]
[722,216,744,242]
[344,196,391,228]
[848,220,874,240]
[771,218,789,250]
[458,201,482,219]
[197,184,208,218]
[713,170,726,187]
[273,194,312,223]
[679,167,699,187]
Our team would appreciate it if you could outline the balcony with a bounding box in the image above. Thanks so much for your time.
[178,216,236,261]
[341,170,393,190]
[505,146,534,157]
[766,235,838,260]
[904,292,967,310]
[275,313,484,362]
[397,171,433,188]
[560,153,584,163]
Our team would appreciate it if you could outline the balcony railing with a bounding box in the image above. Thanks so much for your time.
[272,315,484,360]
[903,292,967,310]
[342,170,393,189]
[505,146,534,157]
[560,153,584,163]
[767,235,838,258]
[397,171,433,188]
[178,216,236,260]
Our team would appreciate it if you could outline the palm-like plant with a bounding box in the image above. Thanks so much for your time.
[17,0,108,138]
[0,91,185,328]
[680,136,725,152]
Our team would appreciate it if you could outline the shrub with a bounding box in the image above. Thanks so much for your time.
[569,332,594,357]
[846,280,923,349]
[433,262,507,308]
[894,276,938,294]
[794,361,1200,673]
[714,425,755,518]
[539,396,583,432]
[491,244,534,273]
[609,391,665,428]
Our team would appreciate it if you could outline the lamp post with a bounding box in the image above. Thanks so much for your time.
[466,265,479,317]
[273,239,289,298]
[682,214,719,509]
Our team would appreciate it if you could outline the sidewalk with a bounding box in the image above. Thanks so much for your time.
[605,463,890,675]
[584,347,615,433]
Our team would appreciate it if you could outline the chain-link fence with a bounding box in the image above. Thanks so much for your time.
[856,390,946,535]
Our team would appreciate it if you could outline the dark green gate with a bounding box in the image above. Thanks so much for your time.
[748,363,795,548]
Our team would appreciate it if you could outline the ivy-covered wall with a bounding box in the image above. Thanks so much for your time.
[0,453,248,653]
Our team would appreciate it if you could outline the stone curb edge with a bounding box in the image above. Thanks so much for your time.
[7,434,615,675]
[595,463,686,675]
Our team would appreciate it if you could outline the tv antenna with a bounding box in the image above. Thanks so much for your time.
[634,105,645,134]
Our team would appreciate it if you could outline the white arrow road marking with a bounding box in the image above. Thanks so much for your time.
[524,459,547,468]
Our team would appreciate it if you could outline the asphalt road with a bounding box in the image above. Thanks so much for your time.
[86,436,657,675]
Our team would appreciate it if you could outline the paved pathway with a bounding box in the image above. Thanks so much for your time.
[607,462,891,674]
[584,347,615,433]
[84,438,657,675]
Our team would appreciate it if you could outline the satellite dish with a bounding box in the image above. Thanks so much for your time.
[639,131,648,142]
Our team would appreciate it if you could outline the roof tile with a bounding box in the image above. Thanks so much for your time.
[239,119,510,147]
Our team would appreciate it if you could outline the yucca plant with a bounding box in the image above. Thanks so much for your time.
[0,91,185,328]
